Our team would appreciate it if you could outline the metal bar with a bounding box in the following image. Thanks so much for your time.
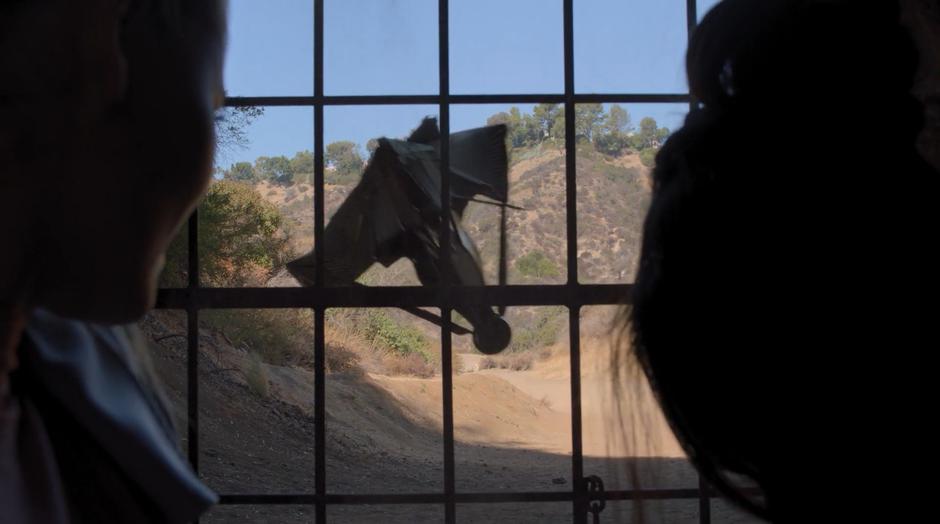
[699,477,712,524]
[186,212,199,474]
[224,96,320,106]
[561,0,585,523]
[687,0,700,112]
[441,309,456,524]
[569,307,586,524]
[186,308,199,472]
[313,0,325,522]
[156,284,633,310]
[437,1,456,522]
[224,93,691,107]
[562,94,691,104]
[216,487,734,505]
[314,309,326,517]
[562,2,578,290]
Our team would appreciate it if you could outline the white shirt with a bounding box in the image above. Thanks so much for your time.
[0,381,71,524]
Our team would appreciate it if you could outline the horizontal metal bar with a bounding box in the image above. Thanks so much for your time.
[447,94,692,104]
[224,96,318,106]
[217,488,736,506]
[224,93,691,108]
[570,93,691,104]
[155,284,632,310]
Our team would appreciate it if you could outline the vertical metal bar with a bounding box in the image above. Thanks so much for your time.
[314,0,326,522]
[186,211,201,522]
[687,0,700,111]
[314,308,326,521]
[186,211,200,475]
[186,307,199,471]
[437,3,452,284]
[441,309,456,524]
[438,1,455,522]
[562,1,584,522]
[563,0,577,286]
[569,309,585,524]
[699,477,712,524]
[314,6,325,290]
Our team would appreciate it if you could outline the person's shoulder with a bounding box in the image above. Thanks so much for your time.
[22,308,218,522]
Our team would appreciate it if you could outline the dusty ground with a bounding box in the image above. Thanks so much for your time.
[142,311,759,523]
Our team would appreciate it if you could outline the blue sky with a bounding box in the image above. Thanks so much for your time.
[217,0,722,168]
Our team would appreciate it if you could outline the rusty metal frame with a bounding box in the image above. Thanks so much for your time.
[153,1,726,522]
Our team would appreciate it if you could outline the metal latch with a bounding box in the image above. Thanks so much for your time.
[585,475,606,524]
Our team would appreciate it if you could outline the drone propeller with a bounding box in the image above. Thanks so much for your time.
[464,197,525,211]
[401,306,473,336]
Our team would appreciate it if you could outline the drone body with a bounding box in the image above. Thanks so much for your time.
[287,118,513,354]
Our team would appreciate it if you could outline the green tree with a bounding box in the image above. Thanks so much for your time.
[630,117,670,163]
[162,180,288,287]
[507,107,525,148]
[225,161,256,182]
[254,155,293,185]
[290,150,314,180]
[655,126,671,145]
[637,117,659,149]
[593,132,630,156]
[575,103,604,142]
[506,107,541,148]
[215,106,264,156]
[523,112,541,143]
[533,103,561,139]
[198,181,286,284]
[366,138,380,155]
[325,141,364,183]
[550,107,566,144]
[604,104,631,134]
[486,112,511,127]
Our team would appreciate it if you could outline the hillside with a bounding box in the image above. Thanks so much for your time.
[246,141,653,358]
[139,309,765,524]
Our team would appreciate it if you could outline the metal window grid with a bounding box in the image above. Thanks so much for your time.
[152,1,734,522]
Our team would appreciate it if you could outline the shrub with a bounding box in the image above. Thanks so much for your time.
[382,352,436,378]
[162,180,290,288]
[365,311,433,363]
[203,309,313,368]
[593,131,629,156]
[509,306,565,353]
[477,352,535,371]
[639,148,658,168]
[515,251,560,279]
[325,344,362,375]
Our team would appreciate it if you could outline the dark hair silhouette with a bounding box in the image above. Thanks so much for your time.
[628,1,935,520]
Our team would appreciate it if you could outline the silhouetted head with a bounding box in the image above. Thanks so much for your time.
[0,0,227,322]
[902,0,940,168]
[628,0,934,520]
